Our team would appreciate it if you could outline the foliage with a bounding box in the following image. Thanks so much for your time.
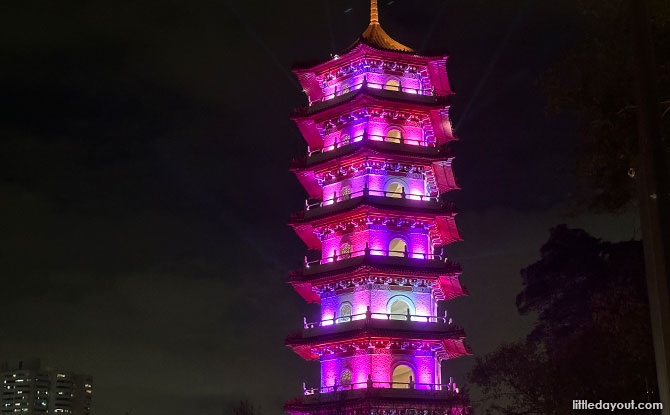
[469,226,657,415]
[540,0,670,212]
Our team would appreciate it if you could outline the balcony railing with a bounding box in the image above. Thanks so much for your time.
[303,309,453,328]
[312,79,433,105]
[302,377,460,395]
[307,132,436,157]
[305,188,439,210]
[305,246,445,268]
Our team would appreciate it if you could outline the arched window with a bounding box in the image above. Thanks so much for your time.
[392,364,414,388]
[389,238,407,257]
[388,295,415,320]
[340,242,352,258]
[384,79,401,91]
[386,181,405,198]
[338,302,352,323]
[386,129,402,144]
[340,368,353,386]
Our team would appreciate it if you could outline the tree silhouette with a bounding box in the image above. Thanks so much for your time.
[469,226,658,415]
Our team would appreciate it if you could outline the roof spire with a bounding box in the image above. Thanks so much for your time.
[370,0,379,24]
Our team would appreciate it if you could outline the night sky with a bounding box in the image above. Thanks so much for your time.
[1,1,639,414]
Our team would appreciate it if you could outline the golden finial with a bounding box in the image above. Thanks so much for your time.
[371,0,379,24]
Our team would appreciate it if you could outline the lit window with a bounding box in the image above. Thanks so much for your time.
[385,129,402,144]
[389,238,407,257]
[386,182,404,198]
[340,369,353,386]
[389,296,413,320]
[340,242,351,258]
[338,302,352,323]
[384,79,400,91]
[392,364,414,388]
[341,187,351,201]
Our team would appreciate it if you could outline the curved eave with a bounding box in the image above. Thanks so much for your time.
[285,319,469,361]
[292,86,450,119]
[291,139,453,170]
[291,255,461,280]
[290,195,456,224]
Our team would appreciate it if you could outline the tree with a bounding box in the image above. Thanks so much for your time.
[469,226,657,415]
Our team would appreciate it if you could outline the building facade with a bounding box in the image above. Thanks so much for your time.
[285,2,470,415]
[1,359,92,415]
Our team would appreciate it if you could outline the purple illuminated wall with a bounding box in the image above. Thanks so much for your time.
[322,120,428,149]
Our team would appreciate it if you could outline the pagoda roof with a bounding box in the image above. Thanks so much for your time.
[292,85,450,119]
[357,0,413,53]
[285,317,470,361]
[291,139,453,169]
[344,22,414,54]
[290,254,461,281]
[290,194,455,224]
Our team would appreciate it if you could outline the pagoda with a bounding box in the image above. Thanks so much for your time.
[285,2,470,415]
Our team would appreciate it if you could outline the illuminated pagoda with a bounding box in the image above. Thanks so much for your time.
[285,1,470,415]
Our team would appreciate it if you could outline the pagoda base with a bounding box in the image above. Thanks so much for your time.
[285,388,470,415]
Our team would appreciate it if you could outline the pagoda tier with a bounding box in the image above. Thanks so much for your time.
[291,144,458,200]
[288,255,465,304]
[292,45,453,105]
[291,86,455,152]
[289,199,461,254]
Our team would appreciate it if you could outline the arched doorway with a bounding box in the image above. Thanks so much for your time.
[385,128,402,144]
[338,302,352,323]
[386,181,405,198]
[340,368,353,387]
[388,296,413,320]
[384,79,400,91]
[388,238,407,257]
[392,364,414,388]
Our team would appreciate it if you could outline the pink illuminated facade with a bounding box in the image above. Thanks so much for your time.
[285,2,470,415]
